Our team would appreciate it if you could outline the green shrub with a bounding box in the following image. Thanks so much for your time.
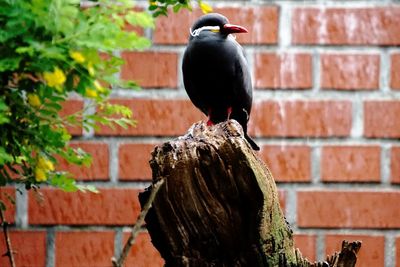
[0,0,154,192]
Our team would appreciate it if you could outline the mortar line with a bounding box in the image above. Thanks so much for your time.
[70,135,400,145]
[246,47,255,86]
[109,139,119,184]
[285,188,297,228]
[381,144,391,185]
[110,87,400,99]
[380,49,390,92]
[384,232,396,267]
[351,98,363,139]
[9,224,400,235]
[114,228,123,260]
[46,228,55,267]
[278,2,292,48]
[15,184,28,229]
[312,50,321,93]
[316,233,326,262]
[311,145,321,185]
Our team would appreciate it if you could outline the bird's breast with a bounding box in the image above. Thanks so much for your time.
[182,34,251,114]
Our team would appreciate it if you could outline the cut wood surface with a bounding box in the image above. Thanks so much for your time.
[139,120,361,267]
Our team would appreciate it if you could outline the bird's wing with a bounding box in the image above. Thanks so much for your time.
[231,41,253,118]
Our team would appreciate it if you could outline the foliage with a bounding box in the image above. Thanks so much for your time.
[149,0,212,16]
[0,0,154,192]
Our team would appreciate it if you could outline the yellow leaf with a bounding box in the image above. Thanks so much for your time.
[87,62,95,76]
[85,88,98,98]
[27,93,41,107]
[94,80,106,93]
[69,51,86,64]
[37,156,55,171]
[43,67,66,89]
[199,1,212,14]
[34,168,47,182]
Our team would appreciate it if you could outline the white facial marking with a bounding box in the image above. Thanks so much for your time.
[190,26,221,37]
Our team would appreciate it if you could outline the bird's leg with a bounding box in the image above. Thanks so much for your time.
[227,107,233,120]
[207,108,214,126]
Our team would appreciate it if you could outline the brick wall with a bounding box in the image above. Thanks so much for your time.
[3,1,400,266]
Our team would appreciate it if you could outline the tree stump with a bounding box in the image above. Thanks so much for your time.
[139,120,361,267]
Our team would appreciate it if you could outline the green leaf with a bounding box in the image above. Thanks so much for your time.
[0,99,10,125]
[0,147,13,165]
[0,57,22,72]
[173,4,182,13]
[49,173,79,192]
[49,173,98,193]
[15,46,35,56]
[125,11,155,29]
[149,4,158,11]
[114,118,136,129]
[77,184,99,193]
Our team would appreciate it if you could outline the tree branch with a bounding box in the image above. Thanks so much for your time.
[0,208,15,267]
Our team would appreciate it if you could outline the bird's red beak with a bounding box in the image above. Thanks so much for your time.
[222,23,248,34]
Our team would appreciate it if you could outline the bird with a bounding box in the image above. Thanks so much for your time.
[182,13,260,150]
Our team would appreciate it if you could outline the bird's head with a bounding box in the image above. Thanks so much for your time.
[189,13,248,38]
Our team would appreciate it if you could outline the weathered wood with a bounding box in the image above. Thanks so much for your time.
[326,241,362,267]
[139,120,361,267]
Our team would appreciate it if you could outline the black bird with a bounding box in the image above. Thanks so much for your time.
[182,13,259,150]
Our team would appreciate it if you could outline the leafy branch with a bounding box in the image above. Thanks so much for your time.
[0,0,154,192]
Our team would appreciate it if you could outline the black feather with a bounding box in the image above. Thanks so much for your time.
[182,13,260,150]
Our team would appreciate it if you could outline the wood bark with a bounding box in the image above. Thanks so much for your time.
[139,120,361,267]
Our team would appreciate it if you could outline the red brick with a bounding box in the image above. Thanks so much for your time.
[121,51,178,88]
[321,54,380,90]
[292,7,400,45]
[0,187,15,224]
[293,234,316,262]
[96,99,204,136]
[154,6,278,45]
[60,100,83,136]
[364,101,400,138]
[261,145,311,182]
[392,146,400,184]
[55,231,114,267]
[123,232,164,267]
[119,143,156,181]
[325,234,384,267]
[297,191,400,228]
[390,53,400,90]
[28,188,141,225]
[0,231,46,267]
[321,146,381,182]
[254,53,312,89]
[57,142,109,181]
[249,100,352,137]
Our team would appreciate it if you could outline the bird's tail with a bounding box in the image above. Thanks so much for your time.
[244,133,260,151]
